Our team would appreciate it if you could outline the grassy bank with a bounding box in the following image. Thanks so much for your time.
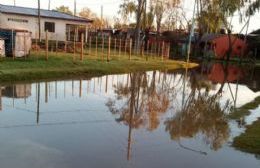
[0,51,198,83]
[229,96,260,120]
[233,119,260,154]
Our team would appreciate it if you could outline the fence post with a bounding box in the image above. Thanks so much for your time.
[95,36,98,58]
[11,29,15,60]
[161,41,165,61]
[24,31,26,60]
[55,35,58,56]
[146,40,149,61]
[64,40,67,53]
[73,29,76,62]
[81,33,84,61]
[124,39,127,57]
[119,38,122,59]
[157,41,160,58]
[141,41,144,58]
[167,43,171,59]
[45,30,49,61]
[129,38,132,60]
[107,36,111,62]
[114,38,117,57]
[102,36,104,61]
[89,36,92,56]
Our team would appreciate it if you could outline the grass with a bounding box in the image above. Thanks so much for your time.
[0,50,198,83]
[233,119,260,154]
[229,96,260,120]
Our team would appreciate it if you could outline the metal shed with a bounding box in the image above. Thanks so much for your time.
[0,29,31,57]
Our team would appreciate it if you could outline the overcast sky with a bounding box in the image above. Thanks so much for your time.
[1,0,260,33]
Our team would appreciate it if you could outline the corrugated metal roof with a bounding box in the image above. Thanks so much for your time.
[200,34,224,42]
[0,4,92,23]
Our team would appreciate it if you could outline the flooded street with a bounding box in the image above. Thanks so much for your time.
[0,63,259,168]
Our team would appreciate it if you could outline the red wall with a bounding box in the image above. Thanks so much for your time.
[212,35,247,59]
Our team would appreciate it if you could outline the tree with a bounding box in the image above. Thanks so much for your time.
[55,5,73,15]
[246,0,260,16]
[151,0,180,33]
[79,8,111,30]
[119,0,137,23]
[79,7,96,19]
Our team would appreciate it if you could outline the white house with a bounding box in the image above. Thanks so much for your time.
[0,4,92,42]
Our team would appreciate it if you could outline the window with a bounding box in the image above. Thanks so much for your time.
[8,18,28,23]
[44,22,55,33]
[66,24,86,42]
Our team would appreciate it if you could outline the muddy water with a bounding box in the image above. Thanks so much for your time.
[0,63,259,168]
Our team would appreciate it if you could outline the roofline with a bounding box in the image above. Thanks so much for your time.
[1,11,93,23]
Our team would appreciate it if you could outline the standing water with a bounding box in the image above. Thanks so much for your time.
[0,63,259,168]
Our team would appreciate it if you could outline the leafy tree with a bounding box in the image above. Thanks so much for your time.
[55,5,73,15]
[79,8,110,30]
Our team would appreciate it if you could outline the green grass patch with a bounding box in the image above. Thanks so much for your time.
[229,96,260,120]
[233,119,260,154]
[0,51,198,83]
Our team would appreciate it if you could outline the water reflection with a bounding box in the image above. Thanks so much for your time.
[0,63,259,167]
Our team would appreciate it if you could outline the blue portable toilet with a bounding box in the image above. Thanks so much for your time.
[0,29,16,56]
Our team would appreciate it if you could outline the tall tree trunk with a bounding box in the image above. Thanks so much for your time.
[135,0,144,52]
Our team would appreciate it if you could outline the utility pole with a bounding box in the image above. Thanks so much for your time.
[38,0,41,41]
[48,0,50,10]
[186,0,197,63]
[143,0,147,29]
[74,0,77,16]
[101,5,103,30]
[14,0,16,6]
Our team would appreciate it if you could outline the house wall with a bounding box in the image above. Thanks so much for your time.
[213,36,247,59]
[0,13,89,41]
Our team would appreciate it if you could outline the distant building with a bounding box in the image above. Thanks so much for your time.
[0,4,92,42]
[200,34,248,59]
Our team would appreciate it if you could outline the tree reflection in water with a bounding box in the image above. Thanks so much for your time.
[107,67,234,159]
[165,66,232,151]
[106,71,173,131]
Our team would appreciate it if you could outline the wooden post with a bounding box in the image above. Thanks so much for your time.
[161,41,165,61]
[146,40,149,61]
[157,41,160,58]
[167,43,171,59]
[35,31,38,52]
[24,31,27,60]
[102,36,104,61]
[95,36,98,58]
[129,38,132,60]
[73,29,76,61]
[107,36,111,62]
[81,33,84,61]
[45,30,49,61]
[89,36,92,56]
[119,38,122,58]
[114,38,117,57]
[11,29,15,60]
[141,41,144,58]
[150,41,153,58]
[55,35,58,56]
[64,40,67,53]
[124,39,127,57]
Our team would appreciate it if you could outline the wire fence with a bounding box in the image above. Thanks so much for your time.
[29,31,171,62]
[1,31,171,62]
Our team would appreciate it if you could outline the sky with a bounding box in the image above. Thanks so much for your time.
[1,0,260,33]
